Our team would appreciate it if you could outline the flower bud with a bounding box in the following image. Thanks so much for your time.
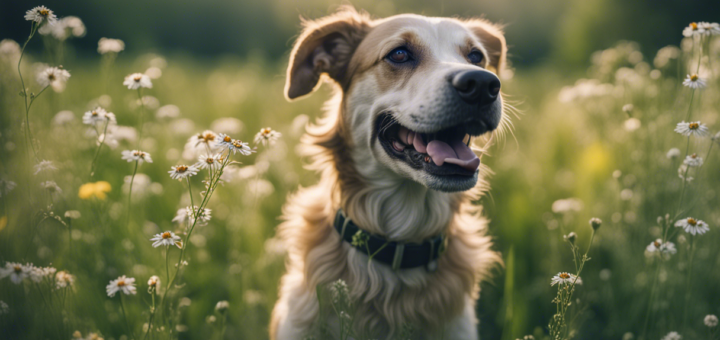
[589,218,602,230]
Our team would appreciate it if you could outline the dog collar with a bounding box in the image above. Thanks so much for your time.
[334,209,446,271]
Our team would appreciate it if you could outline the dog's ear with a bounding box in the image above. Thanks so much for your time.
[464,19,507,76]
[285,8,371,101]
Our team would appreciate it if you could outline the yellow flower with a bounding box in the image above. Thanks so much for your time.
[78,181,112,200]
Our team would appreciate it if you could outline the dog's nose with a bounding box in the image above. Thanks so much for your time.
[451,70,501,105]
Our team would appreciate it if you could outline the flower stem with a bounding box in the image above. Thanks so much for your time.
[119,294,135,340]
[125,161,139,231]
[136,89,146,148]
[682,236,697,332]
[90,120,111,177]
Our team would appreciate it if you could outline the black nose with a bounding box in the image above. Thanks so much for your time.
[451,70,501,105]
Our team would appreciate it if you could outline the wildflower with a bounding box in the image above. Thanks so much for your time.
[0,301,8,315]
[55,271,75,289]
[150,231,182,248]
[206,315,217,324]
[191,130,219,149]
[683,153,703,167]
[646,239,677,255]
[82,107,116,126]
[195,154,222,170]
[39,16,86,40]
[183,206,212,226]
[666,148,681,159]
[28,266,54,283]
[551,198,583,213]
[551,272,582,286]
[0,179,17,197]
[589,217,602,230]
[564,232,577,244]
[123,73,152,90]
[121,150,153,164]
[78,181,112,200]
[34,160,58,175]
[622,104,633,114]
[254,127,282,146]
[64,210,81,219]
[217,133,255,156]
[330,279,350,305]
[704,314,719,327]
[73,331,83,339]
[661,331,682,340]
[24,6,57,24]
[215,300,229,312]
[168,165,199,180]
[156,104,180,119]
[0,40,21,62]
[98,38,125,54]
[40,181,62,195]
[699,22,720,36]
[147,275,160,290]
[674,121,709,137]
[0,262,30,284]
[682,22,704,37]
[106,275,137,297]
[682,74,706,89]
[675,217,709,235]
[36,67,71,90]
[678,165,694,182]
[623,118,641,131]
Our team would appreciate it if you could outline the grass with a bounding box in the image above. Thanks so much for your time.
[0,16,719,340]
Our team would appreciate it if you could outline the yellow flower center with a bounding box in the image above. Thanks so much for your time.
[690,22,698,30]
[14,265,21,273]
[201,133,215,142]
[47,73,56,81]
[262,128,271,135]
[117,279,126,287]
[559,273,570,279]
[690,74,699,81]
[689,122,699,129]
[223,136,232,143]
[690,153,697,159]
[91,111,98,116]
[176,166,188,173]
[206,158,214,164]
[687,218,697,226]
[162,232,172,239]
[39,9,49,17]
[654,241,661,247]
[232,140,244,148]
[133,76,142,82]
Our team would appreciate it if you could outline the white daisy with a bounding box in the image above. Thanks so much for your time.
[172,208,189,224]
[216,133,255,155]
[661,331,682,340]
[215,300,229,312]
[699,22,720,36]
[97,38,125,54]
[40,181,62,195]
[24,6,57,24]
[36,66,70,89]
[186,206,212,226]
[683,153,703,167]
[106,275,137,297]
[55,271,75,289]
[674,121,709,137]
[674,217,710,235]
[0,262,30,284]
[550,272,582,286]
[666,148,681,159]
[28,266,48,283]
[168,165,199,180]
[705,314,719,327]
[0,179,16,197]
[121,150,153,164]
[34,160,57,175]
[254,127,282,146]
[682,74,706,89]
[678,164,694,182]
[150,231,182,248]
[646,239,677,255]
[195,154,222,170]
[682,22,704,37]
[123,73,152,90]
[0,301,8,315]
[147,275,160,290]
[82,107,116,126]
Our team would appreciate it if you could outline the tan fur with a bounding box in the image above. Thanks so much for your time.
[272,7,506,339]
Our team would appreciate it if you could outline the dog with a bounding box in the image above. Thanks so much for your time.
[271,7,507,340]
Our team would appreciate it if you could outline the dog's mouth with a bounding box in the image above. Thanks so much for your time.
[376,113,494,177]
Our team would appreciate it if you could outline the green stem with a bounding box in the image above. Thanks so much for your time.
[682,236,697,332]
[142,291,156,340]
[90,120,111,177]
[136,89,146,148]
[125,161,139,231]
[119,294,135,340]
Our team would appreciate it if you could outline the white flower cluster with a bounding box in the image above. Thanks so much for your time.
[0,262,73,289]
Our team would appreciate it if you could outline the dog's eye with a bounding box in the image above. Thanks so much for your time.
[468,51,484,65]
[387,47,411,63]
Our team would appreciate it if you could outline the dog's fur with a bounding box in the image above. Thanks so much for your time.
[271,7,507,339]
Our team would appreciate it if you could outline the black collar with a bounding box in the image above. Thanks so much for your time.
[333,210,446,271]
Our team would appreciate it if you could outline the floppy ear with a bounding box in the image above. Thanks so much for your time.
[464,19,507,76]
[285,8,371,101]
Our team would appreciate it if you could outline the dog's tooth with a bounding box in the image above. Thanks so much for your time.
[392,140,406,152]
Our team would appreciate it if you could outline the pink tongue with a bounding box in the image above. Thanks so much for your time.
[426,139,480,171]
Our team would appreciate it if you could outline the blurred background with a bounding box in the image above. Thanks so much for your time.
[1,1,720,340]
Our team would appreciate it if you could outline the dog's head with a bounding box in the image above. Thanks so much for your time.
[285,8,507,192]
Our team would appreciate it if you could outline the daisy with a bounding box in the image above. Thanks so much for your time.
[678,165,694,183]
[186,206,212,226]
[168,165,199,180]
[550,272,582,286]
[254,127,282,146]
[195,154,222,170]
[28,266,47,283]
[150,231,182,248]
[121,150,153,164]
[682,22,704,37]
[683,153,703,167]
[172,208,189,224]
[97,38,125,54]
[217,133,255,155]
[55,271,75,289]
[674,121,709,137]
[215,300,230,312]
[682,74,706,89]
[675,217,710,235]
[106,275,137,297]
[0,262,30,284]
[82,107,116,126]
[24,6,57,24]
[705,314,719,327]
[661,331,682,340]
[0,179,16,197]
[666,148,681,159]
[699,22,720,36]
[40,181,62,195]
[646,239,677,255]
[148,275,160,290]
[34,160,57,175]
[123,73,152,90]
[36,67,71,89]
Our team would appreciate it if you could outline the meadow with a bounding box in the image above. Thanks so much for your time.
[1,5,719,340]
